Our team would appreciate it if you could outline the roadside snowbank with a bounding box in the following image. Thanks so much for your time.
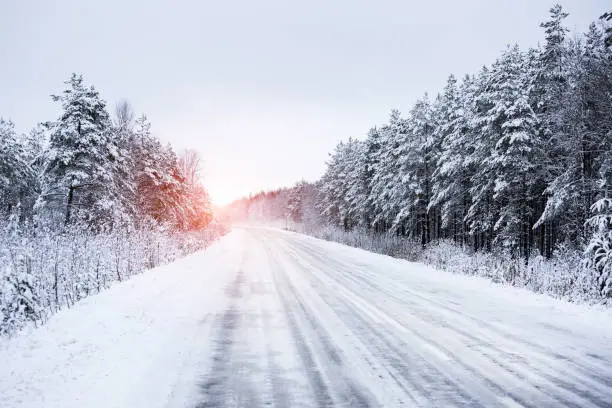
[285,223,602,305]
[0,231,240,408]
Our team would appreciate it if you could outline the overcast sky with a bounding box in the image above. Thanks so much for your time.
[1,1,609,204]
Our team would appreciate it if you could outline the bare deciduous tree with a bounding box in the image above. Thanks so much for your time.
[179,148,202,187]
[114,99,135,132]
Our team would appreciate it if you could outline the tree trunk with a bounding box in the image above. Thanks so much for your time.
[65,184,75,225]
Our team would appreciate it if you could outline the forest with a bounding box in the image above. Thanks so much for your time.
[0,74,222,336]
[227,6,612,303]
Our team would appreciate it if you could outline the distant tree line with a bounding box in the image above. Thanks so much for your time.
[230,6,612,299]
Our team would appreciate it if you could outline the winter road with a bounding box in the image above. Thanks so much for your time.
[2,227,612,408]
[192,228,612,408]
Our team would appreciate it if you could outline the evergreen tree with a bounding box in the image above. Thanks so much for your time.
[368,110,407,231]
[586,195,612,298]
[318,140,363,230]
[465,66,497,252]
[532,4,571,256]
[21,123,48,172]
[37,74,127,228]
[286,180,308,223]
[0,119,36,220]
[391,95,437,245]
[488,46,541,257]
[363,127,382,230]
[130,115,179,227]
[431,75,475,246]
[600,12,612,48]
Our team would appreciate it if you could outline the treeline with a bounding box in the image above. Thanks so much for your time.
[221,183,319,227]
[317,6,611,257]
[0,73,212,231]
[0,74,221,336]
[230,6,612,300]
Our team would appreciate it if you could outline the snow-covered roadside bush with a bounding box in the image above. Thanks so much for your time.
[585,198,612,299]
[419,240,599,303]
[312,226,422,261]
[290,224,603,305]
[0,221,228,337]
[418,239,505,282]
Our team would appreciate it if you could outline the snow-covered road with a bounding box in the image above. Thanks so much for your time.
[2,227,612,408]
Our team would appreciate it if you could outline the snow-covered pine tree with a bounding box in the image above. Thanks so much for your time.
[368,110,407,232]
[601,11,611,48]
[465,65,498,252]
[430,75,474,247]
[129,116,193,229]
[585,163,612,298]
[531,4,571,256]
[111,100,138,225]
[362,127,382,231]
[345,140,369,228]
[21,123,48,173]
[0,119,37,221]
[391,95,437,245]
[286,180,307,223]
[159,143,191,229]
[318,140,359,230]
[37,74,127,228]
[486,45,541,258]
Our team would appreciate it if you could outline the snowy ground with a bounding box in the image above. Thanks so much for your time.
[2,227,612,408]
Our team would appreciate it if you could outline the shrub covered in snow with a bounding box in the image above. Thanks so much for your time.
[312,226,423,261]
[585,198,612,299]
[420,239,600,303]
[0,221,228,337]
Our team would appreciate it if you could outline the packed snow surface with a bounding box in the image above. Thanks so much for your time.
[2,227,612,408]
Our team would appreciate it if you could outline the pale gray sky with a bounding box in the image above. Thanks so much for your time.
[0,0,608,204]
